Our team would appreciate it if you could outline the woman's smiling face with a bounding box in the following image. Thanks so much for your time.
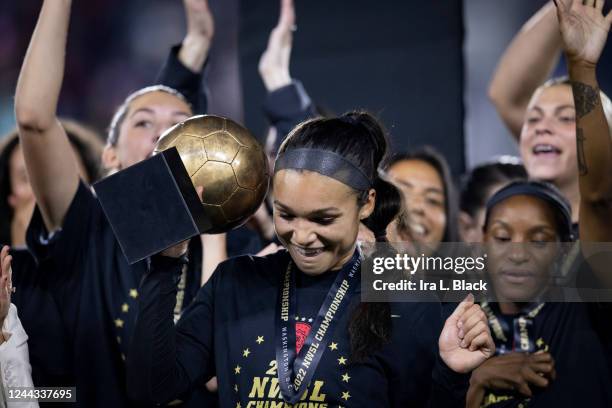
[273,169,374,275]
[520,84,577,187]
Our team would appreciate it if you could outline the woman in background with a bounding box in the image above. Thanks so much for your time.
[458,157,527,243]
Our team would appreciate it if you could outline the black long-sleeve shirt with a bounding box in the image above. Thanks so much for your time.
[127,250,470,407]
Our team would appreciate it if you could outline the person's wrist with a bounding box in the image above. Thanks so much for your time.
[261,70,292,92]
[567,57,598,72]
[469,367,488,389]
[184,32,212,49]
[179,34,211,72]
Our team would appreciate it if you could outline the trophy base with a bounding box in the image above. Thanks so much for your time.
[94,147,211,264]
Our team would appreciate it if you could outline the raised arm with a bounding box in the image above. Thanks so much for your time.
[14,0,80,233]
[178,0,214,74]
[556,0,612,284]
[489,2,563,139]
[259,0,316,154]
[258,0,295,92]
[157,0,214,114]
[127,253,214,404]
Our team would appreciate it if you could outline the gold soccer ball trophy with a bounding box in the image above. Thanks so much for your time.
[155,115,270,233]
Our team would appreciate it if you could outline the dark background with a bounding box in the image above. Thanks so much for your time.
[237,0,465,174]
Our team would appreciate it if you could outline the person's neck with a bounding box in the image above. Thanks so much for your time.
[498,302,523,315]
[331,244,357,271]
[557,179,580,223]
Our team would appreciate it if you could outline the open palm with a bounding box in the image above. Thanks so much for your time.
[555,0,612,65]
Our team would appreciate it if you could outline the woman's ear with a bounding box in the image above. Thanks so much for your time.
[102,144,120,172]
[359,188,376,220]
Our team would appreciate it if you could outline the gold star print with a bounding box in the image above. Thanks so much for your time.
[341,391,351,401]
[329,342,338,351]
[536,338,544,348]
[116,336,121,344]
[342,373,350,383]
[234,365,241,374]
[256,336,264,345]
[234,384,238,393]
[338,356,347,365]
[242,348,251,357]
[235,403,241,408]
[129,289,138,299]
[121,303,129,313]
[115,318,124,328]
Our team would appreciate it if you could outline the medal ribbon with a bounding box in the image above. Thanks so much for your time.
[481,301,545,355]
[275,251,361,404]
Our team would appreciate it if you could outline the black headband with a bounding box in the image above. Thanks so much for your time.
[274,148,372,190]
[485,181,574,241]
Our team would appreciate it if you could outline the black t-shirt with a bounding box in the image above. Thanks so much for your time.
[10,248,73,391]
[127,250,470,407]
[26,182,204,407]
[481,302,612,407]
[481,254,612,407]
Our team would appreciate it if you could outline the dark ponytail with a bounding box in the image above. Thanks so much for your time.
[280,111,398,361]
[349,174,402,361]
[362,176,403,241]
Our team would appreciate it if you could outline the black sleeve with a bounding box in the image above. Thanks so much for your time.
[127,254,215,404]
[262,80,317,155]
[429,356,470,407]
[156,44,208,115]
[426,302,470,407]
[390,302,469,407]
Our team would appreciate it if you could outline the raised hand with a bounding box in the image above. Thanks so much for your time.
[0,246,13,328]
[439,294,495,373]
[554,0,612,66]
[180,0,215,72]
[258,0,296,91]
[184,0,215,43]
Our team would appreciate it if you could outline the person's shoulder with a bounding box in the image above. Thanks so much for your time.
[214,249,290,282]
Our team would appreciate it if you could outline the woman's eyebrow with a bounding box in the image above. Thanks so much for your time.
[274,201,341,215]
[555,105,575,114]
[129,108,154,118]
